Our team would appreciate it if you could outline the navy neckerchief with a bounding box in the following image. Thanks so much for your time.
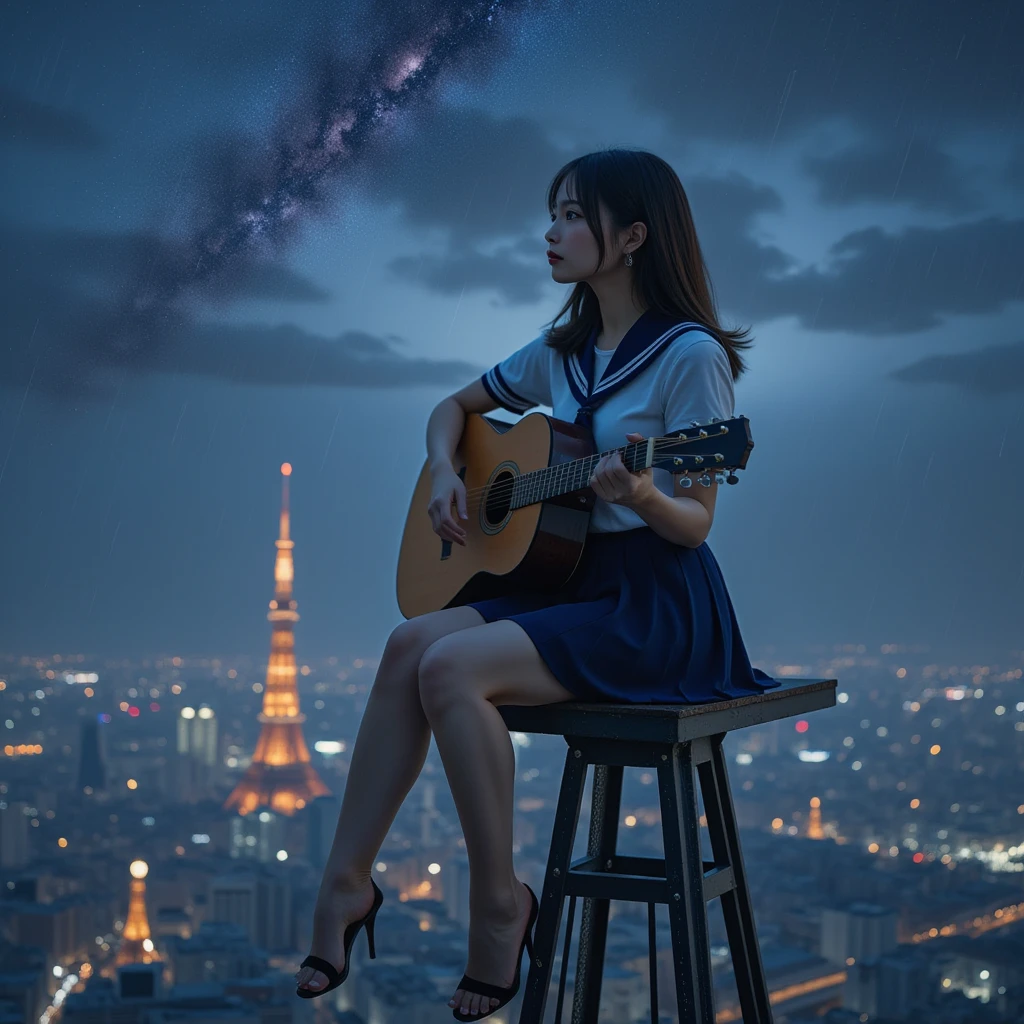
[564,310,711,434]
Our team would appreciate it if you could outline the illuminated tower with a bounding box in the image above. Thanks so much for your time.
[224,463,330,817]
[116,860,156,965]
[807,796,824,840]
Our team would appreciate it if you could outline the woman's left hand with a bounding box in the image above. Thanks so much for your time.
[588,432,655,508]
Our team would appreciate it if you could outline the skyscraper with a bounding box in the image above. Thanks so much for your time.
[77,717,107,792]
[0,800,30,869]
[223,463,329,817]
[177,706,218,766]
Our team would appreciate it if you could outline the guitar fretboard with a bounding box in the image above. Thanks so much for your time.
[509,441,645,509]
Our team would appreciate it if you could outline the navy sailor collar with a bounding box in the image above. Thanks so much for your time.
[563,310,712,410]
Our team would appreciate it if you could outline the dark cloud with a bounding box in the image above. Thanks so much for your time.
[2,291,480,399]
[803,137,982,214]
[0,84,105,150]
[358,105,566,300]
[152,320,483,389]
[615,0,1023,146]
[0,218,475,399]
[746,216,1024,335]
[0,216,331,306]
[387,236,552,304]
[889,342,1024,395]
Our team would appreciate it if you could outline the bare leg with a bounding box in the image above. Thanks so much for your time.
[417,620,577,1016]
[295,605,485,993]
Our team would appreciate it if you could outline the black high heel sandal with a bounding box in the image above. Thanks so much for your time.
[296,878,384,999]
[452,883,539,1021]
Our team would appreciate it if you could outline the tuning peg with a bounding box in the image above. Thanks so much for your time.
[726,472,739,485]
[698,473,712,487]
[678,475,693,488]
[714,473,727,485]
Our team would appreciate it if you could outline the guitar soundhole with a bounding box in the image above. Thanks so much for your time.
[480,466,517,534]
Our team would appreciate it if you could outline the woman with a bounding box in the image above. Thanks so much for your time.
[295,148,779,1018]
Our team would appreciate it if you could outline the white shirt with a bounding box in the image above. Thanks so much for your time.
[481,327,735,532]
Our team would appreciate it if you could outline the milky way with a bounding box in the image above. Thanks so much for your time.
[67,0,538,396]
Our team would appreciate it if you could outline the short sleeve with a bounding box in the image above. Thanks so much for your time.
[660,338,735,433]
[480,334,552,414]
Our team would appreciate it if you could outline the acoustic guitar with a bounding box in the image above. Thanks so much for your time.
[396,411,754,619]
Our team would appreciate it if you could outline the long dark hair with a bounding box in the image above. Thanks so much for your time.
[542,148,752,381]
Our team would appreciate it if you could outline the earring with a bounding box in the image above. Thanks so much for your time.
[625,252,633,267]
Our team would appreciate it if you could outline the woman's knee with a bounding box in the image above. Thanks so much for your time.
[416,636,462,714]
[382,617,433,665]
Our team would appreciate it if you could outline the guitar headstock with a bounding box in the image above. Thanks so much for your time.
[646,415,754,486]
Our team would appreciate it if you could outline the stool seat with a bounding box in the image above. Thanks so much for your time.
[496,677,837,1024]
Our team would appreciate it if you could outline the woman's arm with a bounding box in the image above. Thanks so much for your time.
[589,431,719,548]
[628,483,716,548]
[426,379,498,473]
[424,380,499,546]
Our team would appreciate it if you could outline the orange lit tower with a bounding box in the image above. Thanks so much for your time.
[807,796,824,839]
[224,463,330,816]
[116,860,157,965]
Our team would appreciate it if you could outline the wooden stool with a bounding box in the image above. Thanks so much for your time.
[497,678,837,1024]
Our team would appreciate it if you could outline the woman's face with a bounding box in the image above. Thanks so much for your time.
[544,176,611,283]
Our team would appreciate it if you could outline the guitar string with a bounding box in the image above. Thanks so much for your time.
[450,434,730,505]
[452,459,729,517]
[454,433,725,501]
[454,452,728,512]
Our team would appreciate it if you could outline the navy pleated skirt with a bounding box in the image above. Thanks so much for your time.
[467,526,780,705]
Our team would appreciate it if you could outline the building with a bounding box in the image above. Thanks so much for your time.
[820,902,898,966]
[177,705,218,766]
[76,718,108,792]
[223,463,330,817]
[207,867,293,952]
[165,921,267,983]
[0,800,29,869]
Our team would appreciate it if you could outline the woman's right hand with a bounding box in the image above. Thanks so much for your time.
[427,465,469,546]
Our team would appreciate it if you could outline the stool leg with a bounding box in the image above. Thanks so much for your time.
[699,734,773,1022]
[658,742,714,1024]
[571,764,623,1023]
[518,742,589,1024]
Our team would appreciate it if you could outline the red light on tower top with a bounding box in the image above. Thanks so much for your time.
[281,462,292,476]
[795,720,809,733]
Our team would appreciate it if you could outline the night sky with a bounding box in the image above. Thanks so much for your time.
[2,0,1022,664]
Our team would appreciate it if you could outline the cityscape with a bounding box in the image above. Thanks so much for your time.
[1,465,1022,1024]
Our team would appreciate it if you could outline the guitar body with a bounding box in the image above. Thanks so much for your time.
[396,413,596,619]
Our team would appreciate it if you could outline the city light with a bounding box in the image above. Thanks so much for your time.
[276,850,288,861]
[314,740,344,754]
[930,744,941,755]
[126,779,138,790]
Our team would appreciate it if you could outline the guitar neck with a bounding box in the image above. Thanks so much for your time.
[509,439,652,510]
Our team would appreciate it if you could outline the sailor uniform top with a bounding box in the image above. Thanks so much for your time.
[480,311,735,533]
